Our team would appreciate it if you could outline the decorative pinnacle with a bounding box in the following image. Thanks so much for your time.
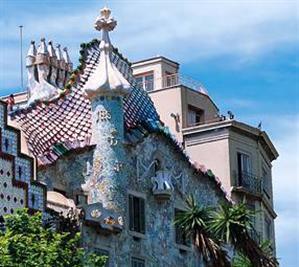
[83,7,130,98]
[48,41,57,58]
[37,38,48,55]
[62,47,71,64]
[56,44,64,61]
[27,41,36,57]
[94,6,117,32]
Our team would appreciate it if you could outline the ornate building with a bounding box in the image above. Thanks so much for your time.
[0,100,46,218]
[1,6,278,266]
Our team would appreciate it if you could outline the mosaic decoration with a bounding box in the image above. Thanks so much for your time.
[0,157,26,216]
[0,101,46,216]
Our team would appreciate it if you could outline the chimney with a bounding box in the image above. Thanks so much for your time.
[56,44,66,89]
[63,47,72,82]
[48,41,58,87]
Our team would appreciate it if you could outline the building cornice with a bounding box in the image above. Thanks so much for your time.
[132,56,179,68]
[182,119,279,161]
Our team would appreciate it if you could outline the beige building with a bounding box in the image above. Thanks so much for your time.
[131,56,278,251]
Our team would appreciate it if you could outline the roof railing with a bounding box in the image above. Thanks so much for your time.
[136,73,209,95]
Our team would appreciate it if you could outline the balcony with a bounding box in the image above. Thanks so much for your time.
[235,171,262,195]
[136,73,209,95]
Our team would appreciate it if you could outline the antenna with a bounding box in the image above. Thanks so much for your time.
[19,25,24,91]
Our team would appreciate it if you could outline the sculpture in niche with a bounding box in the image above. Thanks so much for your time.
[151,170,174,200]
[137,148,186,198]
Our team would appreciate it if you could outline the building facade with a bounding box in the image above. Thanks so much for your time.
[131,55,278,251]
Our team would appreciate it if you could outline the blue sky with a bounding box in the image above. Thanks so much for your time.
[0,0,298,265]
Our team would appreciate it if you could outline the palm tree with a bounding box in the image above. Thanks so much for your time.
[209,202,278,267]
[232,252,252,267]
[174,196,231,267]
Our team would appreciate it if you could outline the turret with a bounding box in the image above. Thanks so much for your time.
[82,7,130,211]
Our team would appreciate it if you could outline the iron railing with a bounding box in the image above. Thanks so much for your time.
[236,171,262,195]
[136,73,209,95]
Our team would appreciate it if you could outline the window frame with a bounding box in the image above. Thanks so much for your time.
[131,256,145,267]
[135,71,154,92]
[174,208,191,251]
[187,105,204,126]
[262,165,271,199]
[264,215,272,241]
[237,151,252,186]
[128,191,146,238]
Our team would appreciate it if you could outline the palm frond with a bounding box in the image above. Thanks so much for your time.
[209,202,278,267]
[174,195,231,267]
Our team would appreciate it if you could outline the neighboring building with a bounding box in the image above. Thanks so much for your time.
[4,7,231,267]
[0,100,46,218]
[131,57,278,250]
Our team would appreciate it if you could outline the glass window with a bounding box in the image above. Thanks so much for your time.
[136,77,143,90]
[237,153,251,176]
[132,257,145,267]
[262,167,271,198]
[135,73,154,91]
[144,74,154,91]
[187,106,203,126]
[264,216,272,240]
[129,194,145,234]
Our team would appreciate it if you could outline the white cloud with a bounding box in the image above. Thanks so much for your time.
[0,0,296,92]
[0,1,297,69]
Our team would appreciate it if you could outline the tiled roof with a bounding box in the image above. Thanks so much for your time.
[11,39,230,202]
[13,39,160,165]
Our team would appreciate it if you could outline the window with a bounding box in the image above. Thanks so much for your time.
[264,216,272,240]
[129,194,145,234]
[94,248,109,267]
[262,167,271,198]
[131,257,145,267]
[187,106,204,126]
[237,152,251,186]
[135,72,154,91]
[175,209,189,246]
[164,71,177,87]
